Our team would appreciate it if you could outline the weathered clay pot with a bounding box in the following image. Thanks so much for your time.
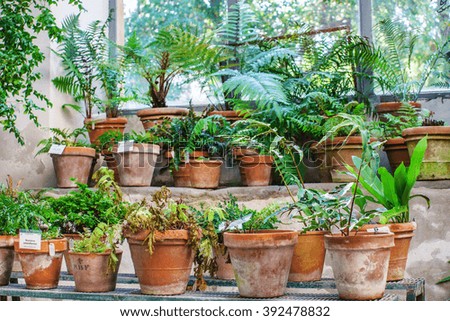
[361,222,416,281]
[289,231,326,282]
[113,143,161,186]
[223,230,298,298]
[240,155,274,186]
[189,159,223,189]
[170,151,209,187]
[324,232,394,300]
[62,234,82,275]
[208,110,245,124]
[137,107,189,130]
[311,142,332,183]
[126,229,194,295]
[0,235,15,286]
[102,151,121,184]
[14,238,67,289]
[375,102,421,122]
[214,247,234,280]
[384,137,410,171]
[69,250,123,292]
[51,147,96,188]
[403,126,450,180]
[84,117,128,146]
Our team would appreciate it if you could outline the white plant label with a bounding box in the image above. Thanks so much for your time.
[184,152,190,164]
[49,243,56,257]
[69,238,75,250]
[19,230,42,250]
[367,226,391,234]
[118,140,134,153]
[48,144,66,155]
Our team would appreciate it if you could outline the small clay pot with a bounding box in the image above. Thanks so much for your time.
[137,108,189,130]
[51,147,96,188]
[0,235,15,286]
[207,110,246,124]
[69,250,123,292]
[240,155,274,186]
[214,247,234,280]
[189,159,223,189]
[384,137,410,171]
[375,102,421,121]
[14,238,67,289]
[84,117,128,146]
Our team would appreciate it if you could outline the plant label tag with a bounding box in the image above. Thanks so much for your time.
[19,230,42,250]
[48,144,66,155]
[185,152,190,163]
[118,140,134,153]
[49,243,56,257]
[367,226,391,234]
[171,150,175,158]
[69,238,75,250]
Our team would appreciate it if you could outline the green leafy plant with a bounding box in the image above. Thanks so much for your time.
[346,137,429,224]
[421,111,446,126]
[0,0,83,144]
[36,127,91,155]
[97,129,165,153]
[381,104,422,139]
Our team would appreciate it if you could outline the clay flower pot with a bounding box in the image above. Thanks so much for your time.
[62,233,82,275]
[0,235,15,286]
[137,107,189,130]
[384,137,410,171]
[289,231,326,282]
[325,232,394,300]
[51,147,96,188]
[84,117,128,146]
[170,151,209,187]
[126,229,195,295]
[208,110,245,124]
[223,230,298,298]
[240,155,274,186]
[69,250,123,292]
[361,222,416,281]
[375,102,421,121]
[14,238,67,289]
[214,247,234,280]
[113,143,161,186]
[189,159,223,189]
[403,126,450,180]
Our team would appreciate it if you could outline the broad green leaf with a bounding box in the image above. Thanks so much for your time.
[402,137,427,204]
[379,167,399,207]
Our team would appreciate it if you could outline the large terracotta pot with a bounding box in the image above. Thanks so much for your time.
[289,231,326,282]
[0,235,15,286]
[223,230,298,298]
[384,137,410,171]
[62,233,82,275]
[403,126,450,180]
[170,151,209,187]
[375,102,421,121]
[51,147,96,188]
[325,232,394,300]
[189,159,223,189]
[84,117,128,146]
[240,155,274,186]
[126,229,195,295]
[361,222,416,281]
[14,238,67,289]
[69,250,122,292]
[113,143,161,186]
[137,107,189,130]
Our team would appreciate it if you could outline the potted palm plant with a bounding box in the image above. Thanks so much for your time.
[122,187,202,295]
[36,128,96,188]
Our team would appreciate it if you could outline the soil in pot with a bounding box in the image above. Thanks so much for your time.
[113,143,161,186]
[224,230,298,298]
[324,232,394,300]
[240,155,274,186]
[403,126,450,180]
[84,117,128,146]
[384,137,410,171]
[14,238,67,289]
[189,159,223,189]
[51,147,96,188]
[289,231,326,282]
[69,250,123,292]
[126,229,194,295]
[0,236,15,286]
[137,108,189,130]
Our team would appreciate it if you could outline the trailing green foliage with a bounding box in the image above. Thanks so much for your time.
[36,127,91,155]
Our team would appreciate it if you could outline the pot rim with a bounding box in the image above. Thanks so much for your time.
[13,237,68,253]
[112,143,161,155]
[137,107,190,117]
[68,249,123,256]
[403,126,450,137]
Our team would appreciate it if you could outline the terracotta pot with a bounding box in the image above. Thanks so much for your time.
[102,151,121,184]
[376,101,421,118]
[214,246,234,280]
[84,117,128,146]
[137,107,189,130]
[126,229,195,295]
[189,159,223,189]
[223,230,298,298]
[62,234,82,275]
[14,238,67,289]
[403,126,450,180]
[361,222,416,281]
[384,137,410,171]
[0,235,15,286]
[232,147,258,160]
[311,143,332,183]
[172,163,191,187]
[208,110,245,123]
[69,250,123,292]
[113,143,161,186]
[51,147,96,188]
[324,232,394,300]
[289,231,326,282]
[240,155,274,186]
